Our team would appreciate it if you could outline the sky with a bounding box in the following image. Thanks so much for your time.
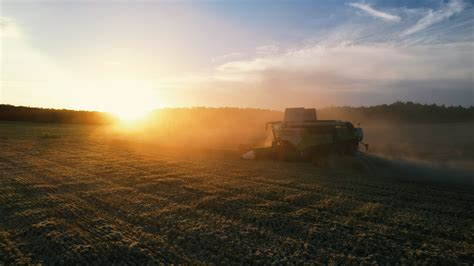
[0,0,473,112]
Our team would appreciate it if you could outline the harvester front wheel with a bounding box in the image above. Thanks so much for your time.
[273,141,298,161]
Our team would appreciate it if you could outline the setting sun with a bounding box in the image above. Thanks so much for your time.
[110,107,151,123]
[94,80,158,123]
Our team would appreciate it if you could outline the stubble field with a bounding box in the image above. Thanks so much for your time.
[0,122,473,264]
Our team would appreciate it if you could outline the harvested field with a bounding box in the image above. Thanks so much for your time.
[0,122,473,264]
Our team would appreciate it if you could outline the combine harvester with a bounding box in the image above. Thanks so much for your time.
[242,108,367,161]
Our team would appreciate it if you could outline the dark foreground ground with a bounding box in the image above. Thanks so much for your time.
[0,122,473,264]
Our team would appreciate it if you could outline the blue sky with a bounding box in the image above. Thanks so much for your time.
[1,0,473,111]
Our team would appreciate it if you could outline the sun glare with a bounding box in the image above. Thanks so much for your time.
[93,80,159,125]
[97,81,158,125]
[112,107,151,123]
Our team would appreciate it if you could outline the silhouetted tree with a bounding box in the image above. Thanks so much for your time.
[318,102,474,124]
[0,105,114,124]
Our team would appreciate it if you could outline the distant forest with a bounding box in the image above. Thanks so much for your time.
[318,101,474,124]
[0,105,114,124]
[0,102,473,125]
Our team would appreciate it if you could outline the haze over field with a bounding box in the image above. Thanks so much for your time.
[1,0,473,115]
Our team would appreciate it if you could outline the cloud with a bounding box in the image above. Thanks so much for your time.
[0,17,10,28]
[211,52,244,63]
[0,16,20,38]
[348,3,401,22]
[256,45,280,56]
[209,42,473,107]
[401,0,465,36]
[217,43,472,82]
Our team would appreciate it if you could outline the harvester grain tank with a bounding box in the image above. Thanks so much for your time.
[242,107,367,161]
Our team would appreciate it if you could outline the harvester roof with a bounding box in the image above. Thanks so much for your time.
[284,108,317,122]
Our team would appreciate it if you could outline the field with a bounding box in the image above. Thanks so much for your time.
[0,122,473,264]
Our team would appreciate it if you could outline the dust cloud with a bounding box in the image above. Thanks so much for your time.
[108,108,281,151]
[104,108,473,183]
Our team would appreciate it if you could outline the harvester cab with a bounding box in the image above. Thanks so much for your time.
[242,107,367,161]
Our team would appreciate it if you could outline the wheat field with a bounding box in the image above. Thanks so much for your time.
[0,122,473,264]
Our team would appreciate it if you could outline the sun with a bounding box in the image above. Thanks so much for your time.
[111,107,151,123]
[107,95,156,124]
[98,81,158,124]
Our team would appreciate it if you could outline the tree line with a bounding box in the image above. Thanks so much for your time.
[0,101,472,125]
[317,101,474,124]
[0,105,114,124]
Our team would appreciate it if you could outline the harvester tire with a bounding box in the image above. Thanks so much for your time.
[274,141,298,161]
[327,147,339,168]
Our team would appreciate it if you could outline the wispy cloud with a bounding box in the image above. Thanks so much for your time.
[0,16,20,38]
[348,3,401,22]
[0,16,10,29]
[401,0,465,36]
[216,43,473,83]
[211,52,244,63]
[256,45,280,56]
[209,42,474,106]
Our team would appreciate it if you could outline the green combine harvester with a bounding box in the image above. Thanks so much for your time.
[242,107,367,161]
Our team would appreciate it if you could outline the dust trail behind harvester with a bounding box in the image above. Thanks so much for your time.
[354,152,474,185]
[319,108,474,183]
